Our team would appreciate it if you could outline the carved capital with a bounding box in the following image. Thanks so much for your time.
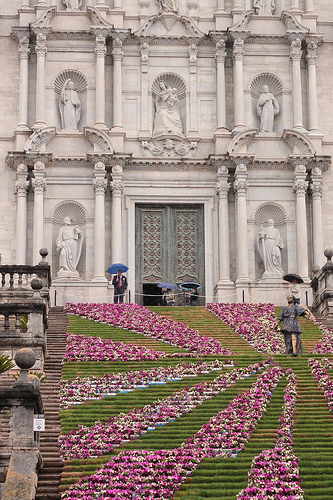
[18,37,30,60]
[111,181,124,197]
[233,179,249,196]
[112,47,123,62]
[306,41,318,65]
[311,181,323,199]
[14,179,29,196]
[95,35,107,58]
[93,177,108,195]
[32,177,47,195]
[293,179,308,196]
[35,34,47,57]
[290,38,302,63]
[188,43,198,67]
[233,37,244,61]
[216,181,230,198]
[140,42,149,69]
[215,40,226,64]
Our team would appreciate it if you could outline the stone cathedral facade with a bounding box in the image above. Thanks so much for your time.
[0,0,332,305]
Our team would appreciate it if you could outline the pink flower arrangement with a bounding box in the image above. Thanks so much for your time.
[60,359,237,409]
[237,370,304,499]
[207,303,285,354]
[61,365,283,499]
[64,302,235,356]
[310,320,333,354]
[308,358,333,410]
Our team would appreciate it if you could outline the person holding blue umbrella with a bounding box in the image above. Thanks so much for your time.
[107,263,129,304]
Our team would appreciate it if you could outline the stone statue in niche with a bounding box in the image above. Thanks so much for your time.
[59,79,81,130]
[257,85,279,133]
[153,81,184,137]
[155,0,179,14]
[63,0,83,10]
[56,217,83,278]
[258,219,284,278]
[253,0,275,15]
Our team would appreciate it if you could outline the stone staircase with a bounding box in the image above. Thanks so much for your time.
[35,307,67,500]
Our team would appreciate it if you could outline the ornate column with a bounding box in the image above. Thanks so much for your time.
[112,38,124,131]
[111,165,124,263]
[216,166,231,281]
[305,0,314,13]
[188,42,198,136]
[291,0,300,11]
[215,40,227,131]
[306,41,319,133]
[232,37,246,132]
[232,0,243,13]
[217,0,225,11]
[92,162,108,281]
[17,35,30,130]
[31,161,47,265]
[293,165,309,278]
[234,164,249,282]
[311,167,325,268]
[139,42,150,137]
[14,164,29,265]
[290,38,304,131]
[34,33,47,129]
[94,33,107,129]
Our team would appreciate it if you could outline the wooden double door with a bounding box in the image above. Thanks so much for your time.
[135,204,205,306]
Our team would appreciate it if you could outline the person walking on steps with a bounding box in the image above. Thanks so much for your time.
[112,270,128,304]
[275,294,313,357]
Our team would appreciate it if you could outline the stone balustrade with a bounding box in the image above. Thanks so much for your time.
[0,349,43,500]
[311,249,333,318]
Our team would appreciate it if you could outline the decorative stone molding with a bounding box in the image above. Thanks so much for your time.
[87,6,113,28]
[227,129,257,154]
[233,178,249,195]
[283,129,316,155]
[94,161,106,172]
[281,11,309,41]
[84,126,114,152]
[31,6,56,35]
[311,166,323,199]
[14,179,29,196]
[250,73,283,98]
[135,14,205,38]
[54,70,87,95]
[293,164,308,196]
[141,138,197,157]
[229,9,253,31]
[53,201,86,226]
[254,203,286,227]
[140,42,149,69]
[306,40,319,66]
[24,127,56,152]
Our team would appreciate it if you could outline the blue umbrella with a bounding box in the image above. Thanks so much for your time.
[157,282,177,290]
[106,263,129,274]
[180,281,201,290]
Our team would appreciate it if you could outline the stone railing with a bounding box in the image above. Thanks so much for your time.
[311,249,333,318]
[0,349,43,500]
[0,278,48,370]
[0,249,51,304]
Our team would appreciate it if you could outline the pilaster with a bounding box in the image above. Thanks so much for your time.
[216,166,231,282]
[293,164,309,278]
[92,162,108,282]
[14,164,29,265]
[31,162,46,265]
[233,163,250,282]
[290,38,305,132]
[311,166,325,268]
[111,165,124,264]
[232,37,246,133]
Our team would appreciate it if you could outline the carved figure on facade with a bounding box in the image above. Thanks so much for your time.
[257,85,279,132]
[153,81,184,137]
[63,0,83,10]
[56,217,83,278]
[155,0,178,14]
[59,79,81,130]
[258,219,284,278]
[253,0,275,15]
[142,138,197,157]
